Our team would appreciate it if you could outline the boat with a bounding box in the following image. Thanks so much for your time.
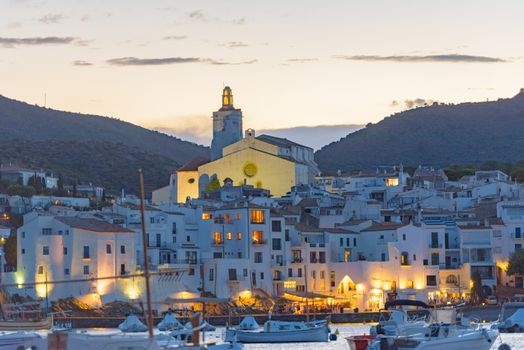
[0,331,47,350]
[118,314,148,332]
[497,301,524,333]
[370,300,431,337]
[158,314,184,331]
[367,326,498,350]
[0,316,53,331]
[225,317,329,343]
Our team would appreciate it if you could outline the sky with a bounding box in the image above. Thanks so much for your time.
[1,0,524,146]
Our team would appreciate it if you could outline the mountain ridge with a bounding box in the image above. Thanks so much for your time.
[315,90,524,174]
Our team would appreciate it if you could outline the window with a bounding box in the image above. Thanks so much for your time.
[243,268,248,277]
[250,210,265,224]
[423,259,428,266]
[402,234,406,241]
[38,265,44,274]
[21,249,25,254]
[228,269,237,281]
[346,238,350,246]
[83,265,90,275]
[226,232,232,240]
[288,268,293,277]
[310,252,317,263]
[260,272,264,280]
[120,245,126,254]
[516,227,522,238]
[235,213,241,220]
[413,254,417,261]
[285,229,290,242]
[320,271,325,279]
[83,246,90,259]
[272,238,282,251]
[63,247,68,255]
[237,232,242,240]
[431,232,439,248]
[156,233,161,247]
[58,230,63,235]
[254,252,263,263]
[209,269,214,281]
[330,271,336,287]
[22,232,25,238]
[213,232,223,244]
[339,238,343,247]
[64,268,70,275]
[202,213,212,220]
[401,252,409,265]
[224,214,231,224]
[120,264,126,275]
[42,246,49,255]
[353,238,357,246]
[65,230,69,235]
[106,244,112,254]
[516,244,522,251]
[446,275,458,285]
[172,222,177,234]
[150,217,155,224]
[426,275,437,286]
[272,220,282,232]
[381,253,386,261]
[319,251,326,263]
[252,230,264,244]
[188,268,195,275]
[187,235,190,242]
[42,228,52,235]
[431,253,439,266]
[406,280,414,289]
[298,268,303,277]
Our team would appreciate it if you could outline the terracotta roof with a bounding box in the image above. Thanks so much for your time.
[361,222,406,232]
[56,217,133,233]
[178,157,209,172]
[323,228,358,234]
[458,224,491,230]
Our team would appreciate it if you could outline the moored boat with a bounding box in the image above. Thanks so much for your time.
[497,301,524,333]
[225,318,329,343]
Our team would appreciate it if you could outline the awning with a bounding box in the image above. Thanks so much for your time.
[164,297,230,304]
[282,292,332,301]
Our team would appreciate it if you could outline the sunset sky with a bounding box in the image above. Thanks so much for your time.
[1,0,524,144]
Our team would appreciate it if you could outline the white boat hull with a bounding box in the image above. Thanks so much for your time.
[226,323,329,343]
[0,332,47,350]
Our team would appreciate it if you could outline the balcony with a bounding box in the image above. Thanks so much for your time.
[511,233,524,240]
[429,243,443,249]
[212,240,223,246]
[291,258,303,264]
[252,239,267,245]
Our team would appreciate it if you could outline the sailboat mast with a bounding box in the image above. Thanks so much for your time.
[138,169,154,338]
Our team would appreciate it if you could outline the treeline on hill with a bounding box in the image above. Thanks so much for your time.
[443,160,524,182]
[0,140,177,195]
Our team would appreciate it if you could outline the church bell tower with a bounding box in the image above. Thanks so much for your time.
[210,86,243,160]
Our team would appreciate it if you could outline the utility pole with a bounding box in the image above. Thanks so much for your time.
[138,169,154,338]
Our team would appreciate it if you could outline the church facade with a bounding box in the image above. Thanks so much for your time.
[172,87,319,201]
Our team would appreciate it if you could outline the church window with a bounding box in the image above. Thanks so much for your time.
[243,163,257,177]
[188,178,195,184]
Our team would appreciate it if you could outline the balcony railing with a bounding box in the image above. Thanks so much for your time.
[511,233,524,240]
[252,239,267,245]
[291,258,303,264]
[429,243,443,249]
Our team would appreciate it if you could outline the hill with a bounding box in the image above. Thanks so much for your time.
[315,89,524,174]
[0,95,209,194]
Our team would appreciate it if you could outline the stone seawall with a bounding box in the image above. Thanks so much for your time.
[59,305,501,329]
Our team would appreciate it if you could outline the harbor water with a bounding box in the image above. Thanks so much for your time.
[201,324,524,350]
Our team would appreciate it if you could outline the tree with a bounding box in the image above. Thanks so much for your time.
[6,184,36,197]
[205,176,221,191]
[3,233,17,268]
[507,249,524,276]
[57,172,64,190]
[470,271,484,304]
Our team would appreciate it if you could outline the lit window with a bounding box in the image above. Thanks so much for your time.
[252,230,264,244]
[213,232,223,245]
[38,265,44,274]
[237,232,242,240]
[250,210,265,224]
[202,213,213,220]
[226,232,232,240]
[406,280,414,289]
[386,178,399,187]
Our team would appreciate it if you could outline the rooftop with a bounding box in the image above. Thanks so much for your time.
[257,134,312,150]
[361,222,406,232]
[56,217,133,233]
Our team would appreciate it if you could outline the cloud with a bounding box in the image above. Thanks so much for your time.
[107,56,257,66]
[39,13,65,24]
[107,57,200,66]
[73,60,92,66]
[0,36,77,48]
[390,98,438,109]
[163,35,187,40]
[7,21,22,28]
[287,58,318,63]
[232,17,246,25]
[220,41,248,48]
[334,54,506,63]
[188,10,205,20]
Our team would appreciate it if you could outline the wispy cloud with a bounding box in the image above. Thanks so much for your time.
[287,58,318,63]
[187,9,246,25]
[220,41,248,48]
[163,35,187,40]
[334,54,506,63]
[107,56,257,66]
[73,60,92,66]
[39,13,65,24]
[0,36,77,48]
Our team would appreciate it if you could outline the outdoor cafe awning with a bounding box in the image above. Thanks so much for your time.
[164,297,230,304]
[282,292,332,301]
